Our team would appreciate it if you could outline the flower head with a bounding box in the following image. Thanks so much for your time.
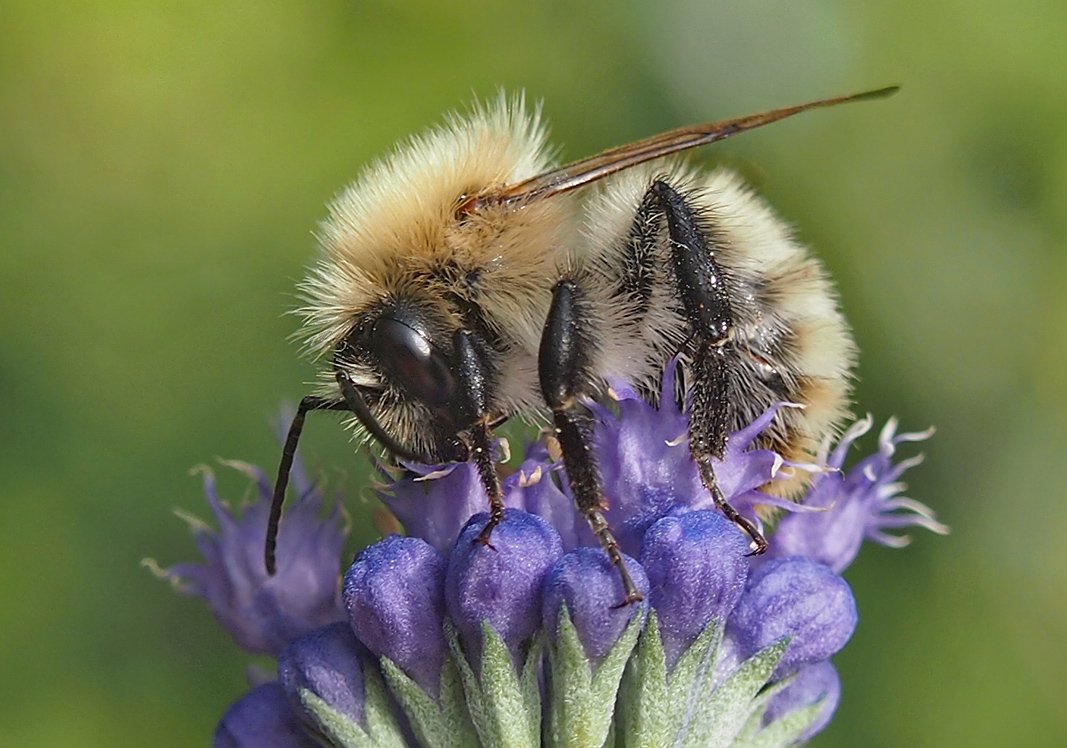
[377,460,490,554]
[587,362,811,555]
[164,386,944,746]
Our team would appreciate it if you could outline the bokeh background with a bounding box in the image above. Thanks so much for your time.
[2,1,1064,745]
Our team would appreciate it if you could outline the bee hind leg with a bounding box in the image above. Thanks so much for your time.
[649,179,768,554]
[539,278,643,605]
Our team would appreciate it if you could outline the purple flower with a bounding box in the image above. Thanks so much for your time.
[446,509,563,670]
[214,683,314,748]
[763,661,841,741]
[384,445,591,553]
[504,446,591,551]
[342,535,447,696]
[769,416,948,573]
[278,622,367,730]
[587,361,813,555]
[542,547,649,663]
[160,461,345,655]
[640,509,750,669]
[377,461,491,554]
[728,557,857,675]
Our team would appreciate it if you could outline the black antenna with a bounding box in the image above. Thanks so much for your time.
[264,369,423,575]
[264,396,346,575]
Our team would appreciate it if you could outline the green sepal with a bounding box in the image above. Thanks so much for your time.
[731,667,830,748]
[617,612,669,747]
[680,637,790,748]
[733,697,826,748]
[546,604,643,748]
[670,614,726,743]
[732,670,798,743]
[446,618,542,748]
[380,655,478,748]
[618,612,723,747]
[298,659,407,748]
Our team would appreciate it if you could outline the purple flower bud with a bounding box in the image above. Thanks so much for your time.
[446,509,563,670]
[763,661,841,741]
[542,547,649,663]
[214,682,314,747]
[639,510,750,669]
[343,535,447,696]
[278,622,366,729]
[162,463,345,655]
[728,558,856,675]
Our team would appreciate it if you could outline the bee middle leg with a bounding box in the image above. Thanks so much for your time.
[539,278,643,605]
[648,179,767,554]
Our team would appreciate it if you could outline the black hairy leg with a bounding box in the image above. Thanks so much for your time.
[620,187,662,315]
[452,328,506,548]
[540,279,644,605]
[649,179,768,554]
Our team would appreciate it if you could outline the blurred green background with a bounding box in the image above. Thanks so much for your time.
[2,1,1064,745]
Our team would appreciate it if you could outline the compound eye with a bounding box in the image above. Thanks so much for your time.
[370,317,456,406]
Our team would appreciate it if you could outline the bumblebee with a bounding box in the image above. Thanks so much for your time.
[265,88,896,602]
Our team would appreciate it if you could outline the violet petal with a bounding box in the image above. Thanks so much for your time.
[504,456,590,551]
[378,462,489,554]
[769,417,946,573]
[587,361,801,556]
[164,464,345,655]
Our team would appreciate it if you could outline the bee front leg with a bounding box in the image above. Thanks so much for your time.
[452,329,506,548]
[650,179,768,554]
[539,278,643,605]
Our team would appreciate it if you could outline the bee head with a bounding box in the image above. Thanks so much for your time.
[332,293,503,464]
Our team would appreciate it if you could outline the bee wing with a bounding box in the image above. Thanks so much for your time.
[483,86,898,208]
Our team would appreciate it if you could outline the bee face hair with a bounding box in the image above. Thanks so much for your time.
[265,88,897,599]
